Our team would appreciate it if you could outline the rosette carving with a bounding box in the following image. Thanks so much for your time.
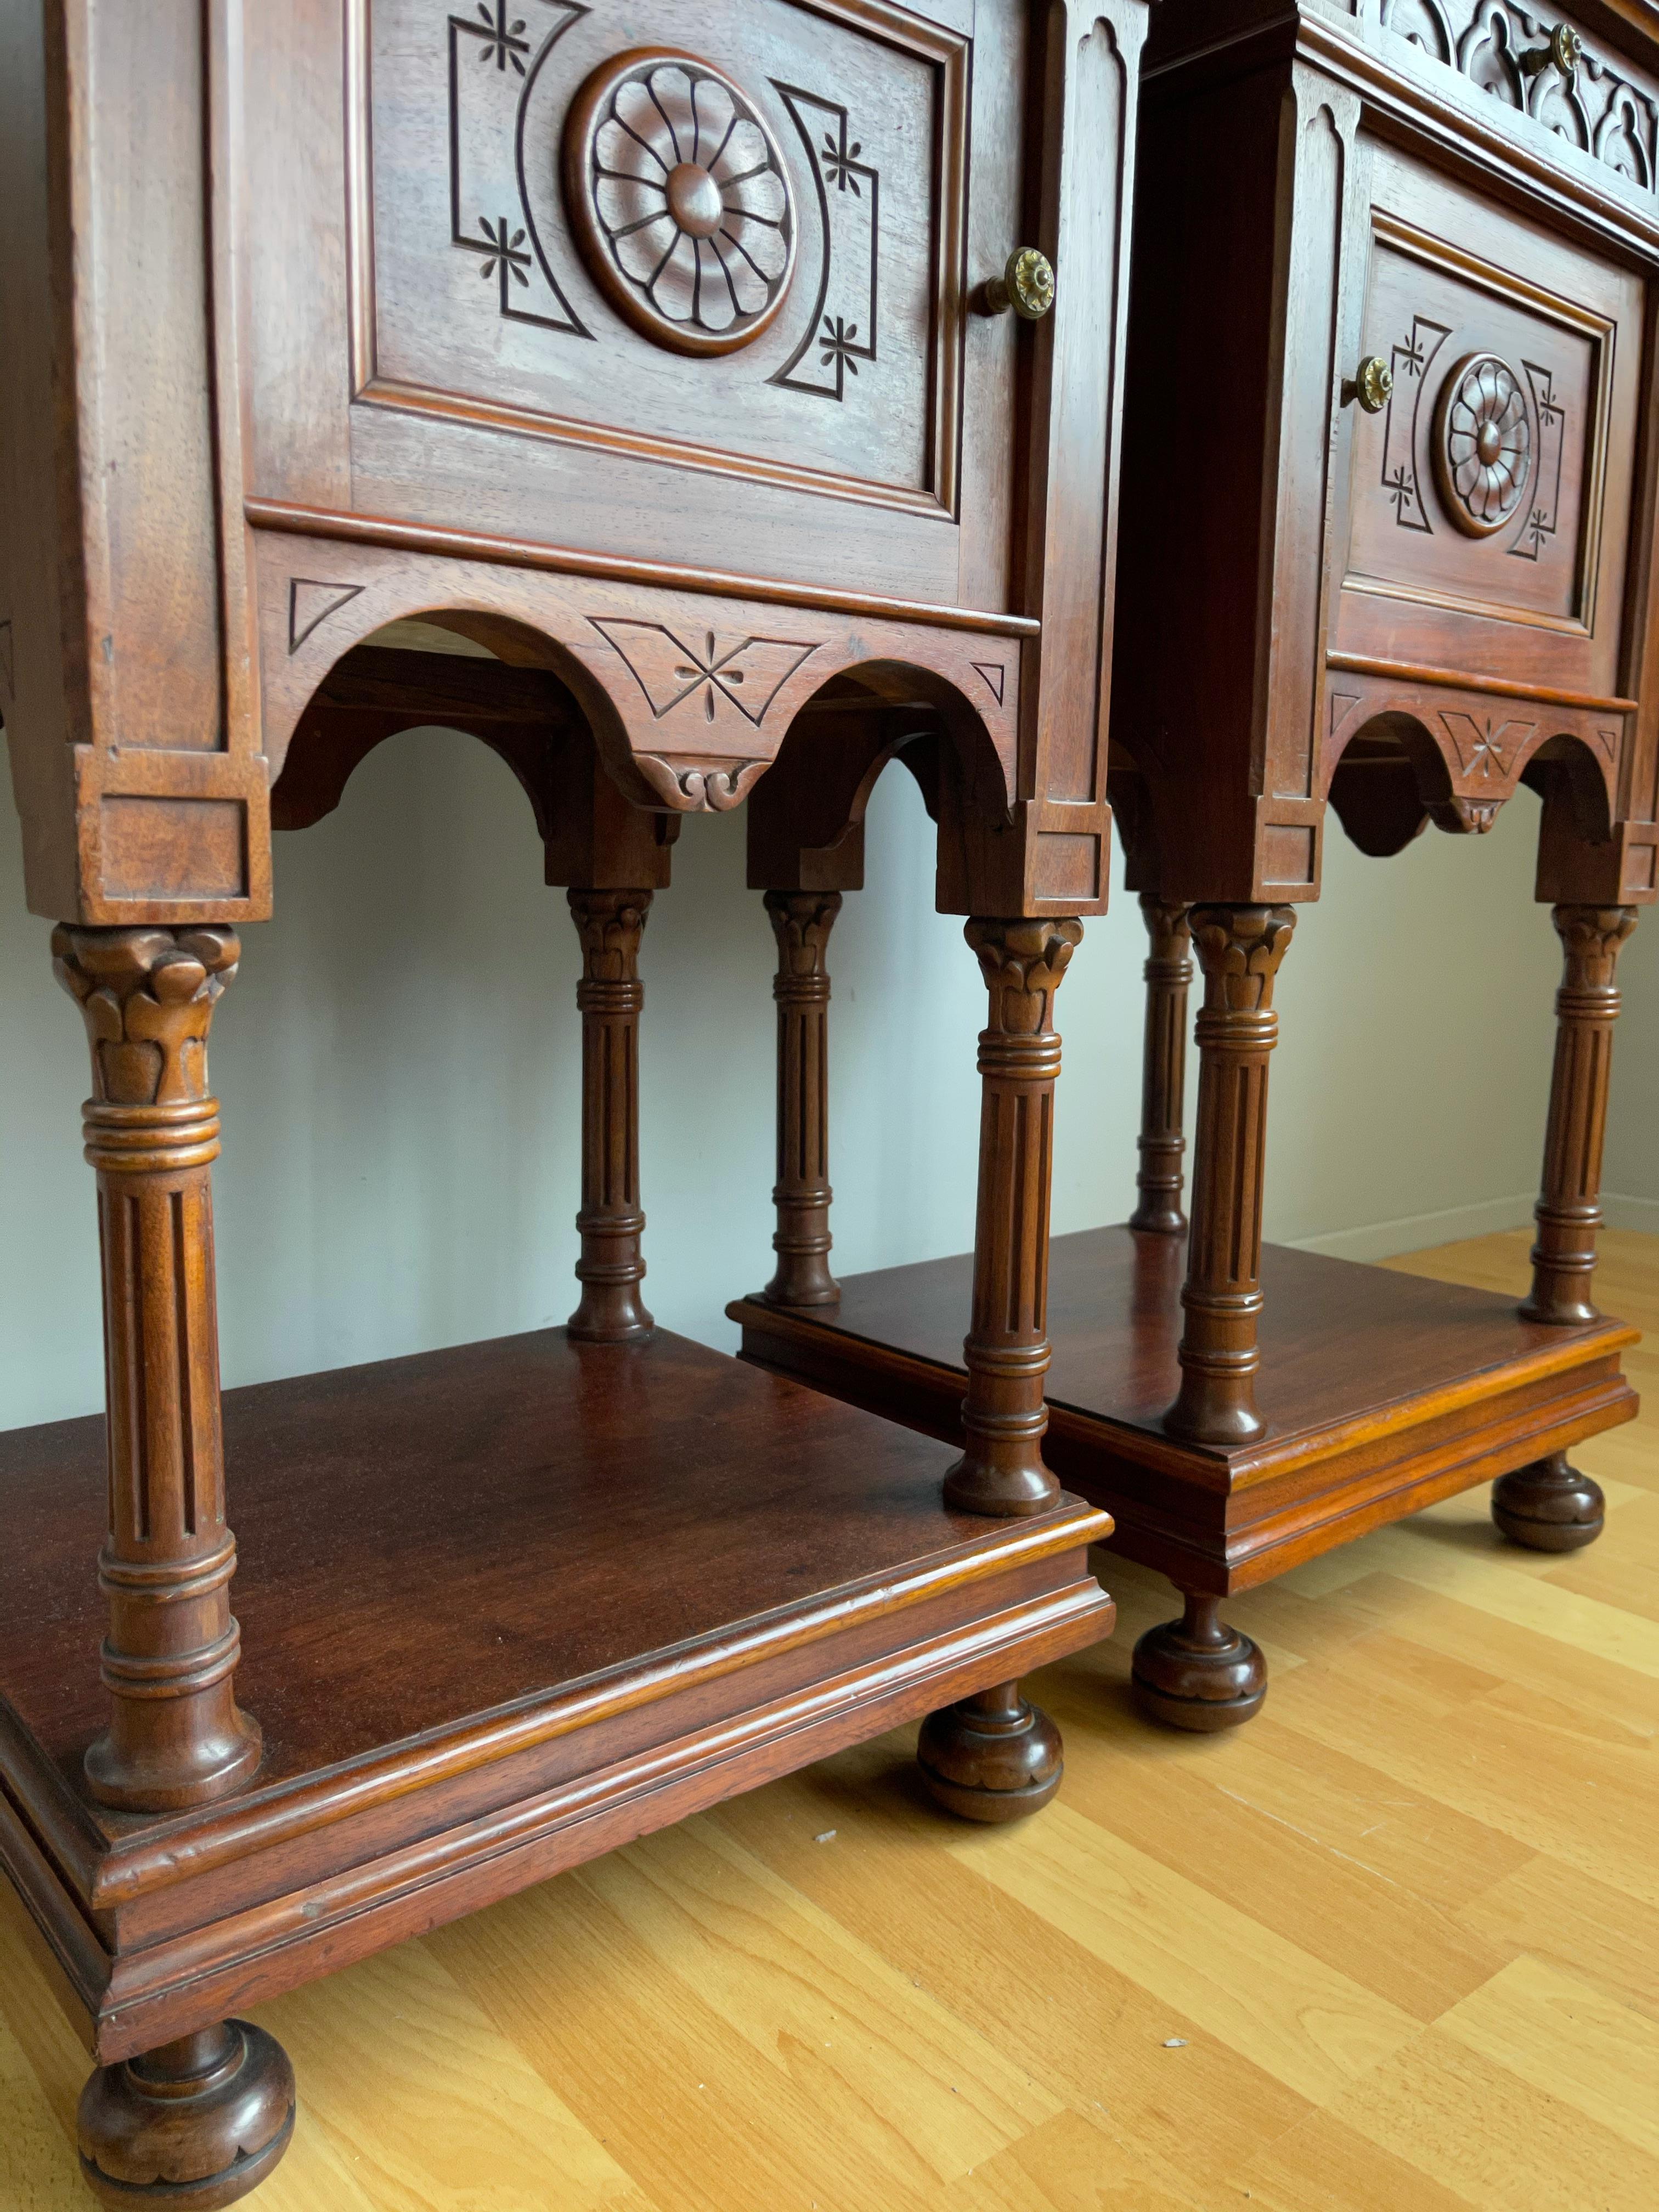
[564,48,797,356]
[1434,351,1533,536]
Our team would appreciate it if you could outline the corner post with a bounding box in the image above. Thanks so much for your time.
[761,890,842,1308]
[1165,906,1296,1446]
[568,890,653,1343]
[52,927,261,1813]
[945,917,1082,1517]
[1521,904,1638,1325]
[1128,897,1193,1234]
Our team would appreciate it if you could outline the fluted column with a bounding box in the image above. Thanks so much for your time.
[1165,905,1296,1446]
[568,891,653,1343]
[945,917,1082,1518]
[761,890,841,1308]
[1128,897,1193,1235]
[52,927,261,1813]
[1521,904,1638,1325]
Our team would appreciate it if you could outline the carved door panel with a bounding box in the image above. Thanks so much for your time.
[1334,142,1643,701]
[320,0,1025,612]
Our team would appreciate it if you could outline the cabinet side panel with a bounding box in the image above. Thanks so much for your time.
[0,0,82,914]
[77,0,225,754]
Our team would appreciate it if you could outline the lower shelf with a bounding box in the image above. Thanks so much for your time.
[732,1225,1639,1592]
[0,1328,1111,2062]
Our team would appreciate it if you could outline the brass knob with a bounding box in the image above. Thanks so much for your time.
[1522,22,1583,77]
[1346,356,1393,414]
[981,248,1056,321]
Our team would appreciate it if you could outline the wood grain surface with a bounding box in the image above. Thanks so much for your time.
[6,1227,1652,2210]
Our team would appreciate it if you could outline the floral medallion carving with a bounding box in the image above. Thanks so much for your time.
[563,47,797,357]
[1433,351,1533,535]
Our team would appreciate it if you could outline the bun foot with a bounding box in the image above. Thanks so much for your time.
[1132,1592,1266,1732]
[918,1680,1062,1824]
[1493,1452,1605,1553]
[78,2023,295,2209]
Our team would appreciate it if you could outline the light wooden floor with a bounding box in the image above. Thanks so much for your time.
[4,1228,1656,2211]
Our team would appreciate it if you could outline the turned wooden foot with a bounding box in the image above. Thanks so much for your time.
[78,2023,295,2208]
[1492,1452,1605,1552]
[1132,1592,1266,1731]
[917,1680,1062,1822]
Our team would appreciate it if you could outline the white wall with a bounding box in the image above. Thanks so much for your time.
[1,684,1605,1432]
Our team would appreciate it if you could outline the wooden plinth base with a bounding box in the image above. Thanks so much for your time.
[0,1333,1111,2070]
[732,1224,1638,1603]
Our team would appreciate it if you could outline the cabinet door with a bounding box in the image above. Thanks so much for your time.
[251,0,1031,617]
[1335,142,1643,705]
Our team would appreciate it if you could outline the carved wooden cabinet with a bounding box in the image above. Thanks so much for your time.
[735,0,1652,1730]
[0,3,1144,2202]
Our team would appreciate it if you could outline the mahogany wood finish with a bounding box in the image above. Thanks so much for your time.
[567,890,653,1343]
[733,1224,1638,1705]
[0,1329,1111,2059]
[50,929,262,1816]
[916,1679,1064,1824]
[1491,1447,1606,1551]
[1127,898,1192,1236]
[1130,1592,1267,1734]
[0,1,1144,2194]
[1522,904,1639,1327]
[1167,907,1297,1448]
[78,2023,295,2212]
[761,890,842,1310]
[947,919,1083,1520]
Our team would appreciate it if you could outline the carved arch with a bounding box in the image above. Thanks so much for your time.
[744,658,1018,912]
[258,544,1020,825]
[1325,702,1618,856]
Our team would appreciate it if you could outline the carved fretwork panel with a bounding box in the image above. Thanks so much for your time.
[1336,143,1642,704]
[1376,1,1659,194]
[360,0,966,521]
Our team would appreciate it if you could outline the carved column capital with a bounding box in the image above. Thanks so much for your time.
[964,917,1084,1038]
[568,890,650,990]
[1188,905,1296,1020]
[1140,897,1194,982]
[765,890,842,1004]
[1551,904,1638,1001]
[53,926,239,1116]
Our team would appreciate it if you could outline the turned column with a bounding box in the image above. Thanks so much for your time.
[568,891,653,1342]
[761,890,841,1307]
[1496,904,1638,1553]
[1165,906,1296,1446]
[52,928,262,1813]
[1521,905,1638,1325]
[945,917,1082,1517]
[1128,897,1193,1235]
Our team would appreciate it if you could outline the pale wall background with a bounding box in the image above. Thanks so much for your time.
[4,682,1651,1432]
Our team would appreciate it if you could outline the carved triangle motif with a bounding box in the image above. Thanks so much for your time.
[970,660,1006,707]
[289,579,365,654]
[0,619,13,700]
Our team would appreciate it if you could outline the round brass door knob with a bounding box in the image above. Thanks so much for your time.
[1348,356,1393,413]
[982,247,1056,320]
